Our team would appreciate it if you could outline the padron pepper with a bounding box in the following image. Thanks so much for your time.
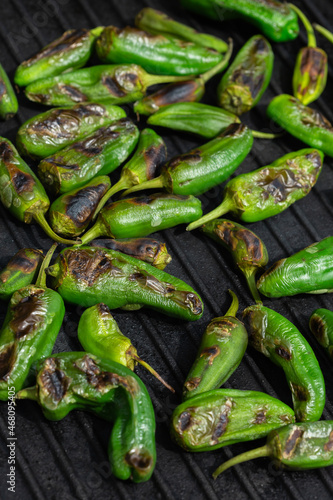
[16,102,126,159]
[187,148,323,231]
[0,244,65,400]
[0,248,43,301]
[257,236,333,298]
[213,421,333,477]
[14,27,104,87]
[46,246,204,321]
[37,118,139,195]
[17,352,156,482]
[0,63,18,120]
[171,388,295,451]
[201,219,268,303]
[309,308,333,361]
[243,304,326,422]
[183,291,248,400]
[0,138,78,245]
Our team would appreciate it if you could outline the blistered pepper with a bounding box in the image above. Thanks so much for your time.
[309,308,333,361]
[0,63,18,120]
[0,248,43,301]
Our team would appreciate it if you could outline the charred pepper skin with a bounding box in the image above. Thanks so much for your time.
[46,246,204,321]
[0,249,43,301]
[17,352,156,483]
[0,63,18,120]
[257,236,333,298]
[243,304,326,422]
[309,308,333,360]
[171,388,295,452]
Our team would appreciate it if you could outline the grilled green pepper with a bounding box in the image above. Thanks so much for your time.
[257,236,333,298]
[0,248,43,301]
[213,421,333,477]
[37,118,139,195]
[46,246,204,321]
[187,148,323,231]
[0,63,18,120]
[17,352,156,482]
[309,308,333,360]
[171,388,295,451]
[183,291,247,400]
[243,304,326,422]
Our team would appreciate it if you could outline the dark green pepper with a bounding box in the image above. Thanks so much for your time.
[17,352,156,482]
[309,308,333,360]
[187,148,323,231]
[46,246,204,321]
[183,291,247,400]
[201,219,268,303]
[0,248,43,301]
[257,236,333,298]
[243,304,326,422]
[171,388,295,451]
[0,63,18,120]
[37,118,139,195]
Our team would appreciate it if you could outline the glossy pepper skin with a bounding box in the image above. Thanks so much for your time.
[267,94,333,157]
[201,219,268,303]
[257,236,333,298]
[17,352,156,482]
[243,304,326,422]
[0,249,43,301]
[309,308,333,360]
[0,63,18,120]
[46,246,204,321]
[123,124,253,197]
[48,176,111,238]
[171,388,295,452]
[180,0,299,42]
[183,291,248,400]
[14,27,103,87]
[213,421,333,477]
[187,148,323,231]
[37,118,139,195]
[80,193,203,243]
[16,103,126,159]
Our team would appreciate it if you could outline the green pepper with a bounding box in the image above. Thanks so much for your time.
[171,388,295,451]
[37,118,139,195]
[16,102,126,159]
[0,63,18,120]
[80,193,203,243]
[0,248,43,301]
[213,421,333,477]
[0,244,64,400]
[187,148,323,231]
[217,35,274,115]
[0,138,78,245]
[267,94,333,157]
[25,64,196,107]
[180,0,299,42]
[17,352,156,482]
[46,246,204,321]
[201,219,268,303]
[257,236,333,298]
[309,308,333,361]
[243,304,326,422]
[135,7,228,52]
[14,27,104,87]
[122,124,253,197]
[183,291,247,400]
[48,176,111,238]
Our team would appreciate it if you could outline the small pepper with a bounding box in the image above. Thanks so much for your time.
[171,388,295,451]
[14,27,104,87]
[201,219,268,303]
[46,246,204,321]
[37,118,139,195]
[243,304,326,422]
[213,421,333,477]
[0,248,43,301]
[187,148,323,231]
[183,291,248,400]
[309,308,333,361]
[0,63,18,120]
[16,102,126,159]
[257,236,333,298]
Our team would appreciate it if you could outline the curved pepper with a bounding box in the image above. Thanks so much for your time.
[0,248,43,301]
[309,308,333,361]
[0,63,18,120]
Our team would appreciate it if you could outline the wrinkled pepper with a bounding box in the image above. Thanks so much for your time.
[0,248,43,301]
[0,63,18,120]
[309,308,333,361]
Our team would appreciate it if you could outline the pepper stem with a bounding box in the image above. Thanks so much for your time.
[80,220,105,245]
[35,242,58,287]
[93,178,129,221]
[90,26,105,38]
[144,74,193,89]
[212,445,269,479]
[121,176,164,198]
[225,290,239,317]
[15,386,38,401]
[313,24,333,44]
[289,4,316,47]
[186,197,234,232]
[33,211,80,246]
[244,269,263,304]
[130,350,175,393]
[201,39,233,83]
[251,131,285,139]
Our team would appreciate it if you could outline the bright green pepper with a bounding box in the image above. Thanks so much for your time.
[243,304,326,422]
[187,148,323,231]
[257,236,333,298]
[309,308,333,360]
[0,63,18,120]
[0,248,43,301]
[171,388,295,451]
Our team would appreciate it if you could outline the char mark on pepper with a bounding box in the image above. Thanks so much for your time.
[10,291,45,339]
[24,29,88,64]
[125,449,153,472]
[290,382,309,402]
[65,184,108,226]
[8,252,41,274]
[252,408,267,424]
[258,168,303,203]
[282,427,304,459]
[40,358,70,402]
[58,84,88,102]
[324,431,333,452]
[200,345,220,365]
[67,249,124,286]
[179,411,192,432]
[0,343,16,381]
[275,345,292,361]
[144,144,167,179]
[0,80,6,98]
[238,229,264,263]
[102,76,127,97]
